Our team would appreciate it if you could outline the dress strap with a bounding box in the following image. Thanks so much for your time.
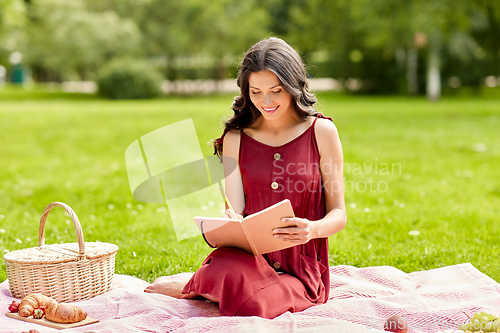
[311,112,333,156]
[312,112,333,123]
[312,116,319,126]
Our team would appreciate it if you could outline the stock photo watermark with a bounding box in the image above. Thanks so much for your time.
[125,119,403,241]
[365,316,480,332]
[272,158,401,194]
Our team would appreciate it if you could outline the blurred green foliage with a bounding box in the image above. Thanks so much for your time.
[96,58,162,99]
[25,0,142,81]
[0,0,26,65]
[0,0,499,97]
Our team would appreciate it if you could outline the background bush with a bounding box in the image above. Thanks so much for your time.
[96,58,162,99]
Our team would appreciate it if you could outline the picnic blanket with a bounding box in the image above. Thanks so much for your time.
[1,263,500,333]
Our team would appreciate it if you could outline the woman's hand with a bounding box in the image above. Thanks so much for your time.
[273,217,316,244]
[223,209,243,220]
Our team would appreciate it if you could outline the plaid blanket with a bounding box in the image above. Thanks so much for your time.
[2,263,499,332]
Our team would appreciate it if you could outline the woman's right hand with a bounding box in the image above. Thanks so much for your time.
[223,209,243,220]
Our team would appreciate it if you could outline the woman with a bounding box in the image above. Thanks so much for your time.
[145,37,346,319]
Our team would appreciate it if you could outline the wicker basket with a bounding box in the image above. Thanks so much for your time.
[3,202,119,302]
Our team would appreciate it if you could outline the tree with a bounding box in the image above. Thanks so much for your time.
[280,0,359,78]
[286,0,352,58]
[184,0,269,80]
[24,0,142,81]
[134,0,269,81]
[348,0,490,100]
[0,0,26,64]
[470,0,500,76]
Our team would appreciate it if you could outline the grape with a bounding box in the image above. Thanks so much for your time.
[487,314,497,321]
[484,322,495,332]
[458,312,500,332]
[470,318,481,331]
[488,320,500,332]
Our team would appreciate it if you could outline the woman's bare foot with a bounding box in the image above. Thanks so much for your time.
[144,275,194,299]
[144,275,218,302]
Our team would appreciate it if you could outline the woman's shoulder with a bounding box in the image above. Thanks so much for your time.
[222,129,241,160]
[313,115,341,158]
[314,116,338,137]
[223,129,241,143]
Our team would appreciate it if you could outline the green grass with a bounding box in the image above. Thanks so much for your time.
[0,85,499,284]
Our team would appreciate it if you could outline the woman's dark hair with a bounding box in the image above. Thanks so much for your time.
[214,37,318,157]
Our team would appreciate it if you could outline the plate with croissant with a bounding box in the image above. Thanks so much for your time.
[5,293,98,329]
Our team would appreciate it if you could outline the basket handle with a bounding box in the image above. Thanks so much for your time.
[38,202,86,260]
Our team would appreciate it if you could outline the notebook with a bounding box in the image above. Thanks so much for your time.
[193,199,296,256]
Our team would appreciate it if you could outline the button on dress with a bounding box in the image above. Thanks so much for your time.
[182,114,332,319]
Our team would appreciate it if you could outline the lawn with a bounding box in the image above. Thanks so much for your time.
[0,85,499,284]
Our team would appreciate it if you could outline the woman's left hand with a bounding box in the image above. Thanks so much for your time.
[273,217,316,244]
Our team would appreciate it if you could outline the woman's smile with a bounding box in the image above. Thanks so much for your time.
[262,105,279,114]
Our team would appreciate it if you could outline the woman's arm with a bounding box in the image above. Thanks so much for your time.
[274,118,347,242]
[222,130,245,216]
[311,117,347,238]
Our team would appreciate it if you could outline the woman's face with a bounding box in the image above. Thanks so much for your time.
[248,70,293,121]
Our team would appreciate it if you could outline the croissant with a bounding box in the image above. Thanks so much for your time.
[45,303,87,324]
[19,293,58,317]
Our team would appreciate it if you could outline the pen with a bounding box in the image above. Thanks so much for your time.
[219,185,235,213]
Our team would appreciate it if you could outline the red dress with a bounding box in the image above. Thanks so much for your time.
[182,114,332,319]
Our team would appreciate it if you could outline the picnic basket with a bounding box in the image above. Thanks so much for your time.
[3,202,119,302]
